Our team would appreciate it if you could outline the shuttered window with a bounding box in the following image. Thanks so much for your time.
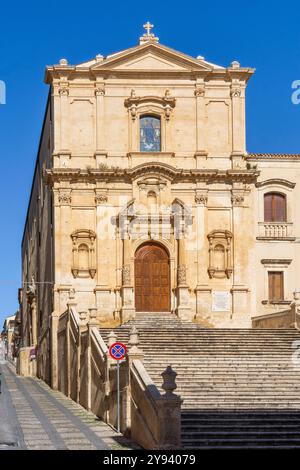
[268,271,284,302]
[264,193,286,222]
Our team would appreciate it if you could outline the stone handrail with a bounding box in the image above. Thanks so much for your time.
[252,302,297,328]
[295,307,300,330]
[55,310,182,449]
[130,359,182,449]
[89,326,109,421]
[69,306,80,331]
[90,327,108,358]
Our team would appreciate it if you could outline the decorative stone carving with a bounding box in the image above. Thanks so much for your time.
[124,93,176,122]
[58,86,69,96]
[129,326,139,347]
[194,86,205,97]
[129,104,137,120]
[195,193,208,205]
[58,190,72,205]
[177,265,187,285]
[164,104,172,120]
[108,330,117,347]
[161,365,178,396]
[231,88,241,97]
[137,176,167,192]
[231,194,244,206]
[122,265,131,285]
[95,192,108,204]
[94,86,105,96]
[79,311,87,321]
[208,230,233,279]
[71,229,96,278]
[69,288,76,300]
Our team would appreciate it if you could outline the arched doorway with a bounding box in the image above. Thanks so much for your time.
[135,243,170,312]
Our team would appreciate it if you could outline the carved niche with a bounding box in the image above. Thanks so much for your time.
[208,230,233,279]
[71,229,96,279]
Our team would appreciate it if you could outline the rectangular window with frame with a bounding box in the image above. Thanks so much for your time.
[268,271,284,302]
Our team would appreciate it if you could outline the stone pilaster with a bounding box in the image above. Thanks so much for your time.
[58,81,70,153]
[176,237,191,320]
[121,237,135,323]
[94,83,107,164]
[230,82,246,169]
[94,189,112,323]
[194,82,207,168]
[231,188,251,323]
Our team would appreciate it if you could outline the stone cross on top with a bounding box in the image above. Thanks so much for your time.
[139,21,159,45]
[144,21,154,36]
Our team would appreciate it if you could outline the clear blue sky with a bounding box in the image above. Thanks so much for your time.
[0,0,299,326]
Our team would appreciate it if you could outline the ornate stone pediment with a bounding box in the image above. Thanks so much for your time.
[89,42,214,74]
[125,90,176,120]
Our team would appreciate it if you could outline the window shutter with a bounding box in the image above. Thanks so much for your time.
[273,194,286,222]
[264,193,286,222]
[264,194,272,222]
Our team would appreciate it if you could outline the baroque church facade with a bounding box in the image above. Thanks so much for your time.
[20,24,300,383]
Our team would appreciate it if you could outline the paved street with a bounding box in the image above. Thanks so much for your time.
[0,361,136,450]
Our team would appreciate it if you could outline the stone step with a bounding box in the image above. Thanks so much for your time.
[99,320,300,448]
[181,438,300,446]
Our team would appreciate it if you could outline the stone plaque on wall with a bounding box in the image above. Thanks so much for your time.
[212,291,230,312]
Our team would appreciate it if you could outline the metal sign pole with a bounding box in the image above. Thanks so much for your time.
[109,342,127,435]
[117,360,120,433]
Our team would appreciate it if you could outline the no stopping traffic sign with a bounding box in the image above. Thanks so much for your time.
[109,342,127,361]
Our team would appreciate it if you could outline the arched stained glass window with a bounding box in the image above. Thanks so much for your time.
[140,115,161,152]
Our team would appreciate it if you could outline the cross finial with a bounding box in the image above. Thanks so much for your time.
[139,21,159,45]
[143,21,154,36]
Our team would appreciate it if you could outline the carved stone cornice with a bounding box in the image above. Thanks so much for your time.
[261,259,292,265]
[44,164,260,185]
[44,168,81,185]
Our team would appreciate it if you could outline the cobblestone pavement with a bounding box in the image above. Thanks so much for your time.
[0,362,137,450]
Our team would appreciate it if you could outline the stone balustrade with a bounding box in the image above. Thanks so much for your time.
[258,222,293,238]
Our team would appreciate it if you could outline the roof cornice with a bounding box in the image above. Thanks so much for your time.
[248,153,300,161]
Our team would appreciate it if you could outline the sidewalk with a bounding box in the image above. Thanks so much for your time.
[0,362,138,450]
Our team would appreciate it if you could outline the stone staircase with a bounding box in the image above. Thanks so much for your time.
[100,312,300,449]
